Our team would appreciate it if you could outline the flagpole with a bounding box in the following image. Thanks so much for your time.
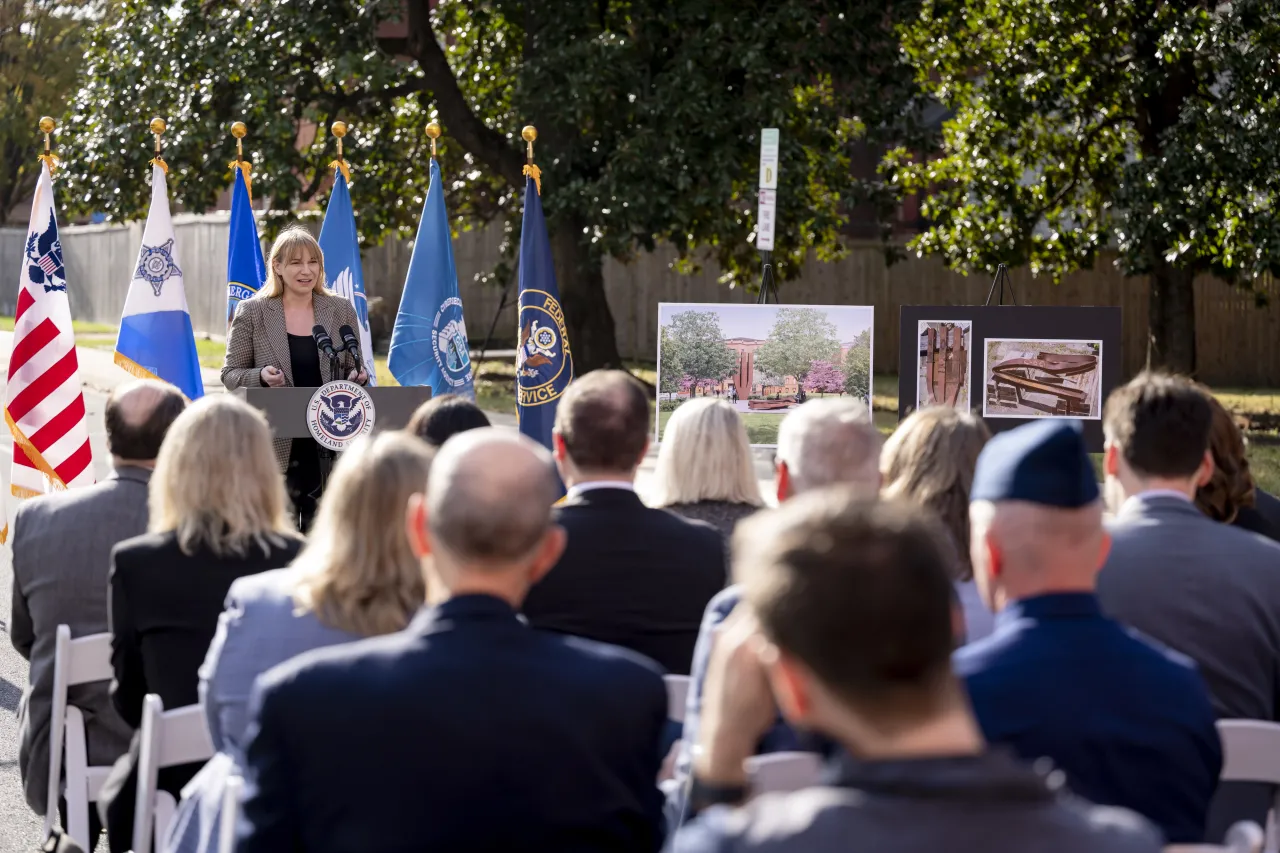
[149,118,168,173]
[329,120,352,184]
[230,120,252,205]
[37,116,58,175]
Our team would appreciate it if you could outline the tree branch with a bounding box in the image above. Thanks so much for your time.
[403,0,524,188]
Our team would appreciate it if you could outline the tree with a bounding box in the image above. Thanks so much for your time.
[843,328,871,402]
[66,0,931,372]
[658,325,684,398]
[888,0,1280,375]
[662,310,737,391]
[0,1,101,224]
[755,307,841,400]
[803,359,844,394]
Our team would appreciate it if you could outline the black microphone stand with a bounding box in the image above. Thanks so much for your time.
[314,349,342,498]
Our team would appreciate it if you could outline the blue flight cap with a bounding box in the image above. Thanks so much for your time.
[971,419,1099,508]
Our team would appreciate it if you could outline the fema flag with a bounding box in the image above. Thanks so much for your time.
[319,170,377,385]
[388,158,474,397]
[515,173,573,452]
[226,166,266,326]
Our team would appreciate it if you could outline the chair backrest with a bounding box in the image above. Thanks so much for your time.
[133,694,215,853]
[217,775,244,853]
[1216,719,1280,836]
[1165,819,1265,853]
[663,675,691,723]
[44,625,114,840]
[745,751,824,797]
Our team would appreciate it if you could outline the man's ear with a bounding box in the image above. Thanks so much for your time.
[776,460,791,504]
[765,647,812,727]
[528,524,567,586]
[405,493,430,559]
[1195,449,1215,488]
[1103,442,1120,477]
[552,431,567,462]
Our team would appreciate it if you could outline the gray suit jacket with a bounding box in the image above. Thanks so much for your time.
[11,466,150,815]
[1098,494,1280,721]
[198,567,359,758]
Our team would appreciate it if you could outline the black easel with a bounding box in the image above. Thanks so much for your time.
[984,263,1019,306]
[757,251,778,304]
[477,262,516,365]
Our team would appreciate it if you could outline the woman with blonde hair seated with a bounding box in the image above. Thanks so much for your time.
[102,394,302,852]
[163,431,434,853]
[881,406,993,642]
[649,397,764,537]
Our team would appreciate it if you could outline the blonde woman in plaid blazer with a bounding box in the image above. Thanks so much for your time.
[221,227,367,527]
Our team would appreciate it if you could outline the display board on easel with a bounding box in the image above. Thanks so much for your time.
[897,267,1122,451]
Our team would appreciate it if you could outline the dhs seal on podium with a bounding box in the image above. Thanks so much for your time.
[307,380,376,451]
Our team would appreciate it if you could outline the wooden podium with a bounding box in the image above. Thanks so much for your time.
[233,385,433,440]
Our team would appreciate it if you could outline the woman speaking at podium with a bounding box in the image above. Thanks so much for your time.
[221,226,368,529]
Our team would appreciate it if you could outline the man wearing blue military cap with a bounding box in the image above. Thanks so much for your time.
[954,417,1223,844]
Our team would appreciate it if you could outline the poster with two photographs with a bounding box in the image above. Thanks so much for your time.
[656,302,874,447]
[898,305,1122,451]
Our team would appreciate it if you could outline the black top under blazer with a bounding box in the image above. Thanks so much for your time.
[521,487,728,675]
[237,594,669,853]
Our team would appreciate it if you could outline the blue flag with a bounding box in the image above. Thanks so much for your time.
[115,165,204,400]
[515,174,573,452]
[388,158,474,396]
[319,171,377,385]
[226,166,266,326]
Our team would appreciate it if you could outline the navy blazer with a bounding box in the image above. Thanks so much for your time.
[237,594,669,853]
[954,593,1223,844]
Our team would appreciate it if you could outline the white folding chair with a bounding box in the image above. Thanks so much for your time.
[1166,820,1265,853]
[1217,720,1280,853]
[744,751,823,797]
[44,625,115,847]
[663,675,691,724]
[217,775,243,853]
[132,694,215,853]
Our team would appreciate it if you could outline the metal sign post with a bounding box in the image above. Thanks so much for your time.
[756,128,779,304]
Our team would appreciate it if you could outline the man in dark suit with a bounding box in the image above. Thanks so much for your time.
[10,379,185,838]
[669,490,1162,853]
[238,428,669,853]
[957,419,1222,844]
[1096,373,1280,839]
[521,370,726,675]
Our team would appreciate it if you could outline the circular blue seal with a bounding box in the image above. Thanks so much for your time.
[307,380,376,451]
[516,288,573,407]
[432,296,473,388]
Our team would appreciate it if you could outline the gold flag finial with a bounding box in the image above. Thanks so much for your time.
[228,121,252,201]
[521,125,540,195]
[426,120,441,159]
[149,117,168,173]
[38,116,58,174]
[328,120,352,184]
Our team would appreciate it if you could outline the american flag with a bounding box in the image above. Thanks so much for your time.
[3,162,94,531]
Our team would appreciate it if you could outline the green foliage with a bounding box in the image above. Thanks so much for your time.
[662,310,737,387]
[657,325,684,394]
[0,0,101,224]
[843,328,871,401]
[888,0,1280,372]
[755,307,840,384]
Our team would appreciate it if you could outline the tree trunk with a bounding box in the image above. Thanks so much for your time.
[552,215,622,373]
[1146,260,1197,375]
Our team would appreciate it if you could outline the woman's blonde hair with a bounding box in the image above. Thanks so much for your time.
[1195,386,1255,524]
[651,397,763,507]
[260,225,327,299]
[149,395,296,557]
[881,407,990,581]
[291,432,433,636]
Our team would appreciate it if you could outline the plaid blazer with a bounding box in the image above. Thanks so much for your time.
[220,291,364,471]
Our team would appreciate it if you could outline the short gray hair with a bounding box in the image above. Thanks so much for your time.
[426,428,559,564]
[776,398,882,494]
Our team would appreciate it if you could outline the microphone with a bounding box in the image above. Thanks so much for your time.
[312,325,338,359]
[338,325,364,372]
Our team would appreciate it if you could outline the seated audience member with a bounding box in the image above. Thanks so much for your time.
[649,397,764,538]
[163,432,435,853]
[1196,388,1280,542]
[672,399,883,807]
[100,395,303,853]
[237,429,668,853]
[881,406,994,642]
[521,370,726,675]
[404,393,491,448]
[956,418,1222,843]
[669,490,1162,853]
[11,379,185,842]
[1097,374,1280,840]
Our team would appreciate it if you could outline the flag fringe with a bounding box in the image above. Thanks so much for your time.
[114,351,162,383]
[5,409,68,489]
[329,159,352,185]
[229,160,253,203]
[523,164,542,195]
[11,484,41,499]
